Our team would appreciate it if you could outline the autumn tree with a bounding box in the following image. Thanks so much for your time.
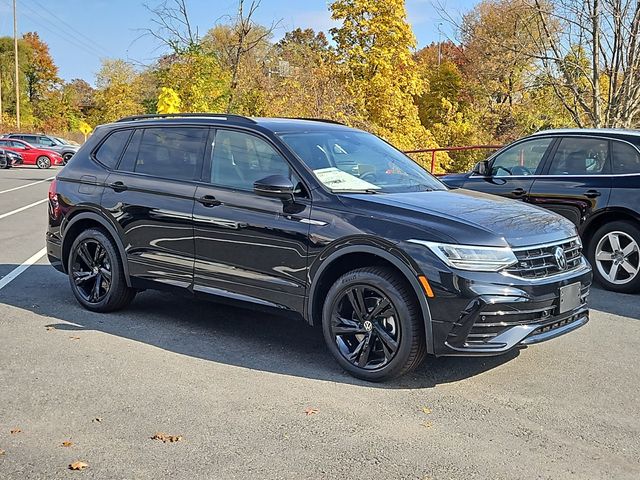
[93,59,144,122]
[330,0,436,150]
[22,32,59,103]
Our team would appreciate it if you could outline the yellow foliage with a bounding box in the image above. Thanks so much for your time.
[157,87,181,114]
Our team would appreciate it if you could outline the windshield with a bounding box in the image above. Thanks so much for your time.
[279,130,446,193]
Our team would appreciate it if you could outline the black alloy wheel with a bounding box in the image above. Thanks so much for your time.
[322,267,426,381]
[68,228,136,312]
[63,153,74,164]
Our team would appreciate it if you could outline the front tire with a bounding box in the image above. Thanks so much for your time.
[36,156,51,169]
[322,267,426,381]
[587,220,640,293]
[68,228,136,312]
[0,157,8,169]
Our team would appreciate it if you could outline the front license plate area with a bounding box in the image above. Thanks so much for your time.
[559,282,581,313]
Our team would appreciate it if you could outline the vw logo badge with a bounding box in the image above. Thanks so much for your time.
[363,320,373,332]
[554,246,568,270]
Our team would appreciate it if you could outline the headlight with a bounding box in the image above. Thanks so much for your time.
[409,240,518,272]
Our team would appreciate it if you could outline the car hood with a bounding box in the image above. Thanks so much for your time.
[342,188,577,248]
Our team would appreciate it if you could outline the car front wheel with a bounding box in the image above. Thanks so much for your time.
[68,228,136,312]
[588,220,640,293]
[36,156,51,169]
[0,157,8,169]
[322,266,427,381]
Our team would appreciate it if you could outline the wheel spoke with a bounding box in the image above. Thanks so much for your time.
[357,332,373,367]
[332,315,366,335]
[100,267,112,282]
[373,323,398,358]
[77,243,94,269]
[606,263,620,282]
[596,250,613,261]
[73,271,96,285]
[346,287,366,322]
[622,242,639,257]
[89,273,102,302]
[93,244,104,264]
[609,233,621,252]
[365,297,391,321]
[621,260,638,276]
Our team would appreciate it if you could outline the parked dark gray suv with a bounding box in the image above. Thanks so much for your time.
[46,114,592,381]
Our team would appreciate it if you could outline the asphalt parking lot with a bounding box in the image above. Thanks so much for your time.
[0,166,639,479]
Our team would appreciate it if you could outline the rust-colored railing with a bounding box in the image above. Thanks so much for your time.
[404,145,503,173]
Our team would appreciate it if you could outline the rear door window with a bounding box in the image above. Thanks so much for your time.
[611,141,640,174]
[120,127,208,181]
[94,130,132,169]
[547,137,609,175]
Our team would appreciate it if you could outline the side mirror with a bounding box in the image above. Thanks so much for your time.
[254,175,295,200]
[473,160,489,176]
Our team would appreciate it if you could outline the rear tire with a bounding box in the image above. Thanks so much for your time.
[36,156,51,169]
[322,266,427,382]
[63,153,73,164]
[0,157,8,169]
[587,220,640,293]
[68,228,136,312]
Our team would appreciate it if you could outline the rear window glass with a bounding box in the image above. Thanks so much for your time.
[611,141,640,174]
[94,130,132,168]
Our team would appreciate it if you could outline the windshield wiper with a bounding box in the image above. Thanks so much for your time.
[332,189,383,194]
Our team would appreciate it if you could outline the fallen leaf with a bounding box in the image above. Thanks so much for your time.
[9,428,21,434]
[69,336,81,340]
[421,407,432,415]
[69,461,89,471]
[62,441,73,447]
[45,326,55,331]
[151,432,183,443]
[421,421,433,428]
[0,449,5,455]
[92,417,102,423]
[304,407,319,416]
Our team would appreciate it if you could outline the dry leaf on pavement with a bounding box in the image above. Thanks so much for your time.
[45,326,55,331]
[304,407,319,416]
[151,432,183,443]
[69,461,89,471]
[92,417,102,423]
[9,428,21,434]
[62,441,73,447]
[69,336,81,340]
[0,449,5,455]
[422,421,433,428]
[421,407,432,415]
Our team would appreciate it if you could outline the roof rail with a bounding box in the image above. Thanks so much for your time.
[115,113,257,124]
[293,117,346,125]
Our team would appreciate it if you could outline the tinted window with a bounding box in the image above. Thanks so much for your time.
[548,137,609,175]
[11,141,27,149]
[21,135,37,144]
[611,141,640,174]
[120,127,207,181]
[0,140,11,147]
[210,130,291,191]
[491,138,552,176]
[118,129,142,172]
[94,130,132,169]
[38,136,56,146]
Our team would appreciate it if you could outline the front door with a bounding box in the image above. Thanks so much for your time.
[192,128,311,312]
[528,136,612,229]
[463,137,555,201]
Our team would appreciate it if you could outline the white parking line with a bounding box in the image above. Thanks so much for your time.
[0,176,55,195]
[0,198,48,220]
[0,247,47,291]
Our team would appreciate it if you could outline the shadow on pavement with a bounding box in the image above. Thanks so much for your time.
[588,285,640,320]
[3,265,524,389]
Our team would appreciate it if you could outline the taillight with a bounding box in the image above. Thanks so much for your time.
[48,179,60,219]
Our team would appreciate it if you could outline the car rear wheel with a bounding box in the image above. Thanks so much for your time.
[63,153,74,164]
[36,156,51,169]
[588,220,640,293]
[0,157,8,169]
[68,228,136,312]
[322,266,426,381]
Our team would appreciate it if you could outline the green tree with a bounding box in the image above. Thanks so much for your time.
[93,59,144,123]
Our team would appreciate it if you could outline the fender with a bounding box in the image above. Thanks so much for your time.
[62,210,132,287]
[306,244,434,355]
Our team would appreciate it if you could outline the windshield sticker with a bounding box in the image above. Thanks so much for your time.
[313,167,381,190]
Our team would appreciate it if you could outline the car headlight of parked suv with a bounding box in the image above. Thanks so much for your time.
[409,240,519,272]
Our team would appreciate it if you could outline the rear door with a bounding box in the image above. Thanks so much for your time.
[192,128,312,312]
[101,126,208,288]
[462,137,555,201]
[528,136,612,229]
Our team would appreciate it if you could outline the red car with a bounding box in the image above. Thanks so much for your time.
[0,138,64,168]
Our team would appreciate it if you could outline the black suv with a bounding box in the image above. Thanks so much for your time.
[46,115,591,381]
[442,129,640,293]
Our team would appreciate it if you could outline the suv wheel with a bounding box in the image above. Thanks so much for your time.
[36,156,51,169]
[322,267,426,381]
[588,220,640,293]
[68,228,136,312]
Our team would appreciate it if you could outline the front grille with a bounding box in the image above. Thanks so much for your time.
[505,238,583,279]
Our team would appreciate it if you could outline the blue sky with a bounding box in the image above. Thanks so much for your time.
[0,0,475,84]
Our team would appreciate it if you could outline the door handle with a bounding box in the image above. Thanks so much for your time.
[197,195,221,207]
[511,187,526,197]
[108,181,127,192]
[585,189,601,198]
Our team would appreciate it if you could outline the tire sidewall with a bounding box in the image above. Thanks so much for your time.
[322,269,420,381]
[67,229,124,311]
[37,156,51,169]
[587,220,640,293]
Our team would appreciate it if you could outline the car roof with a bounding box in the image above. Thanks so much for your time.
[530,128,640,139]
[106,115,357,134]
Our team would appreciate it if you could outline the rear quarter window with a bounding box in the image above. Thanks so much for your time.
[612,141,640,174]
[94,130,133,169]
